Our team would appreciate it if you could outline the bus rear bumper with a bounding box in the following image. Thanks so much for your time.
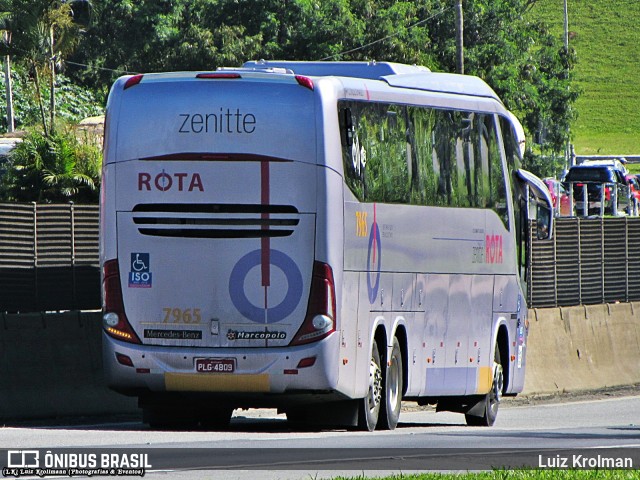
[102,332,340,399]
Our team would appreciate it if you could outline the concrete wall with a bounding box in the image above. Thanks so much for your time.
[0,311,136,420]
[1,306,638,420]
[524,303,640,394]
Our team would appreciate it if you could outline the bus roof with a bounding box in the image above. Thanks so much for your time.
[242,60,500,102]
[381,72,501,102]
[242,60,430,79]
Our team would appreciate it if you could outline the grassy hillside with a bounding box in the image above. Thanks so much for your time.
[527,0,640,155]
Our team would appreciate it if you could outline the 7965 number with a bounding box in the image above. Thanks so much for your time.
[162,307,202,324]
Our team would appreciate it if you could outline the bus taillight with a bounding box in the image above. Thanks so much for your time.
[196,72,242,79]
[295,75,314,90]
[103,259,141,344]
[290,261,336,346]
[123,74,144,90]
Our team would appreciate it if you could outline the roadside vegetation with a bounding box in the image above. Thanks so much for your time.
[0,0,103,203]
[333,471,640,480]
[1,0,636,198]
[527,0,640,155]
[0,123,101,202]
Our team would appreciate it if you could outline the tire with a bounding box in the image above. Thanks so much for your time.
[465,344,503,427]
[378,337,403,430]
[357,341,382,431]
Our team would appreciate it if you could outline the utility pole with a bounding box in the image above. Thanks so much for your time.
[3,31,15,133]
[455,0,464,74]
[564,0,571,168]
[563,0,569,50]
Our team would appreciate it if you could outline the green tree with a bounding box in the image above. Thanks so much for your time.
[422,0,578,165]
[66,0,577,166]
[0,0,84,136]
[0,64,103,133]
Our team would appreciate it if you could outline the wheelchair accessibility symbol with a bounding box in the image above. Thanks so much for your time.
[129,252,152,288]
[229,249,303,324]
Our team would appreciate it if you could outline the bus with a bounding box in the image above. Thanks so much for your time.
[100,61,553,430]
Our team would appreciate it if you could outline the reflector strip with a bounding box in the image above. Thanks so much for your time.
[116,353,134,367]
[476,366,493,394]
[164,373,270,392]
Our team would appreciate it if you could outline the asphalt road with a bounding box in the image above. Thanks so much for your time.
[1,395,639,479]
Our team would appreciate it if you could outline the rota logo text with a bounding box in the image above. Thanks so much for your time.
[485,234,503,264]
[138,171,204,192]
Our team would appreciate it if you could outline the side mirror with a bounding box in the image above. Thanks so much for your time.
[536,203,552,240]
[515,169,554,240]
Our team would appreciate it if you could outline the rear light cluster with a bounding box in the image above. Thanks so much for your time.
[290,261,336,346]
[124,72,314,90]
[103,259,141,344]
[196,72,241,79]
[294,75,314,90]
[123,74,143,90]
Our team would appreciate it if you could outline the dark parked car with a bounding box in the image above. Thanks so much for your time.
[564,164,631,216]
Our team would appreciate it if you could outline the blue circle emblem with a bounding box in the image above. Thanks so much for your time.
[367,222,382,304]
[229,249,303,324]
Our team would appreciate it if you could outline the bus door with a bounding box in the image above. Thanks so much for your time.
[510,169,553,391]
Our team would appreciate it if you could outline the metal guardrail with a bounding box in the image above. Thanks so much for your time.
[0,203,99,312]
[0,204,635,312]
[529,217,640,308]
[563,181,634,217]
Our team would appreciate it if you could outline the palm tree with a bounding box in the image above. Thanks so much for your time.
[0,0,15,132]
[2,127,101,203]
[42,129,100,202]
[0,0,82,137]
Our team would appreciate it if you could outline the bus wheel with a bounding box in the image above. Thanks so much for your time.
[465,344,503,427]
[357,341,382,431]
[378,337,403,430]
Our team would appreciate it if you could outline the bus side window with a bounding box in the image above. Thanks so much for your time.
[485,115,509,230]
[338,101,510,227]
[340,107,354,148]
[502,115,527,283]
[340,106,365,201]
[407,106,439,206]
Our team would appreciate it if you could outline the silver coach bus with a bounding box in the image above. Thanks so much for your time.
[100,61,552,430]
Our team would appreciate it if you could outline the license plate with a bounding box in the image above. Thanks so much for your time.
[195,358,235,373]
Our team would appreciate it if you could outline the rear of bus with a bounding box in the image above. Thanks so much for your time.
[100,70,343,417]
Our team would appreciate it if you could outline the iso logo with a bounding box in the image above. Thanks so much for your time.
[7,450,39,467]
[128,253,153,288]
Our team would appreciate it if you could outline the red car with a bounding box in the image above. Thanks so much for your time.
[544,177,571,216]
[625,175,640,216]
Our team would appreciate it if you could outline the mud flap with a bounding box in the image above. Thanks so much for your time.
[436,395,484,415]
[464,395,488,417]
